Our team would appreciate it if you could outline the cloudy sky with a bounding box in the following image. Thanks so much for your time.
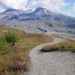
[0,0,75,17]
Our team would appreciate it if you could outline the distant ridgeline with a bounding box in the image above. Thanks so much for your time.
[0,7,75,34]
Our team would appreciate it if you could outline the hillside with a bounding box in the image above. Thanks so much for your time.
[0,7,75,34]
[0,25,53,75]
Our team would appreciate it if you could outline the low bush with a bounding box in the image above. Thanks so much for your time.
[41,45,58,52]
[5,32,18,46]
[41,41,75,53]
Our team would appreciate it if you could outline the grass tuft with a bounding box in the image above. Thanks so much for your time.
[41,41,75,53]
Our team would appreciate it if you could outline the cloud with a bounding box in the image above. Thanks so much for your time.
[0,6,6,13]
[60,2,75,17]
[0,0,75,17]
[26,0,68,12]
[3,0,27,9]
[37,0,66,11]
[1,0,69,11]
[0,1,7,12]
[72,3,75,12]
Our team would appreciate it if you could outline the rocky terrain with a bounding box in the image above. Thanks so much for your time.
[0,7,75,34]
[28,38,75,75]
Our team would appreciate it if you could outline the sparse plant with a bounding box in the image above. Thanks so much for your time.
[7,60,27,73]
[0,38,8,54]
[41,41,75,53]
[5,32,18,46]
[41,45,58,52]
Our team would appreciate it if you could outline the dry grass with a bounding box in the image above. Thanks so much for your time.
[41,40,75,52]
[0,25,53,75]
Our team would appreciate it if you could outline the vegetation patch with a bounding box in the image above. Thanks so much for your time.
[5,32,18,46]
[41,41,75,53]
[0,25,53,75]
[0,37,8,55]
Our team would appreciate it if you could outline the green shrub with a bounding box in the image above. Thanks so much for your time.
[0,38,8,54]
[5,32,18,46]
[67,46,75,53]
[41,42,75,53]
[41,45,58,52]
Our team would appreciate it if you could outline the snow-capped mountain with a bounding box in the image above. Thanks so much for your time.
[0,7,75,34]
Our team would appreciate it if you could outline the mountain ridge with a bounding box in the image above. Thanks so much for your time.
[0,7,75,34]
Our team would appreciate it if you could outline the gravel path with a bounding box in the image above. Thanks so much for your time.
[28,38,75,75]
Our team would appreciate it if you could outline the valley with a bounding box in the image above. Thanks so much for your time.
[0,7,75,75]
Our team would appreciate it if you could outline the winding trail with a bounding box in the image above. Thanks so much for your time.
[28,38,75,75]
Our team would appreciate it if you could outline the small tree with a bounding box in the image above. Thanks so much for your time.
[5,32,18,46]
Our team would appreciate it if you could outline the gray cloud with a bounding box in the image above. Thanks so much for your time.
[0,0,75,17]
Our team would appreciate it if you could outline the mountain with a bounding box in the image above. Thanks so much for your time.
[0,7,75,34]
